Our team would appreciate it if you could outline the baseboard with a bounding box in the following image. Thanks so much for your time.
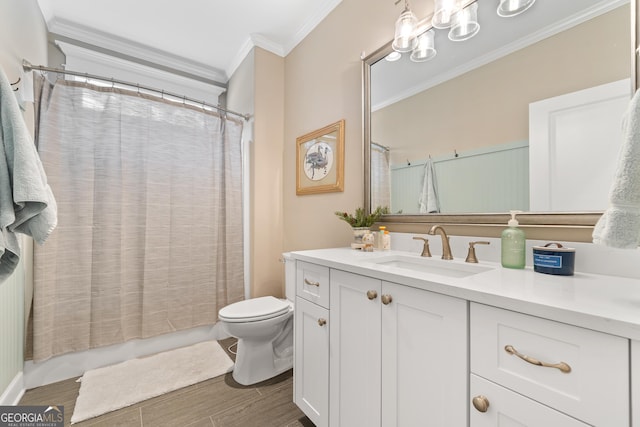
[0,372,25,405]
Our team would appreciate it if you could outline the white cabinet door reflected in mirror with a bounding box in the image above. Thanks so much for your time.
[529,79,630,211]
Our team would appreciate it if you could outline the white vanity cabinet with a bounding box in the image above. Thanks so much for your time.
[294,261,330,427]
[291,248,640,427]
[470,303,629,427]
[329,269,467,427]
[633,340,640,427]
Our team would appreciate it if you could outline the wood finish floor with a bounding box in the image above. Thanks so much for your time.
[19,338,314,427]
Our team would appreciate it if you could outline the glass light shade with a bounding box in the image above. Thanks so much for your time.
[497,0,536,17]
[393,8,419,52]
[449,2,480,42]
[432,0,461,29]
[410,30,437,62]
[385,51,402,62]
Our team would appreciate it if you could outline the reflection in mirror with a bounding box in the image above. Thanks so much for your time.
[368,0,630,215]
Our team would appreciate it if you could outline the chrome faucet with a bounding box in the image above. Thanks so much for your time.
[428,225,453,260]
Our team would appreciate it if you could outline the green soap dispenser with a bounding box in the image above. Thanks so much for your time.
[501,211,526,269]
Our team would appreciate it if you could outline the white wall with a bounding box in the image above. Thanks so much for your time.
[0,0,48,403]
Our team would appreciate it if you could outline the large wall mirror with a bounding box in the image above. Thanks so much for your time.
[363,0,637,240]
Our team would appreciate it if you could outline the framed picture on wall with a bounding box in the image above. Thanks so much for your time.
[296,119,345,195]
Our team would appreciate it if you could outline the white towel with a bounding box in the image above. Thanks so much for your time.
[418,157,440,213]
[0,68,57,282]
[593,89,640,248]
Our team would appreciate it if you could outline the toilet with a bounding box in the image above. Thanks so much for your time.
[217,253,296,385]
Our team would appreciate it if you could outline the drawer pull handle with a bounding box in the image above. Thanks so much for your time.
[472,395,490,413]
[504,345,572,374]
[304,278,320,287]
[381,294,393,305]
[318,318,327,327]
[367,290,378,300]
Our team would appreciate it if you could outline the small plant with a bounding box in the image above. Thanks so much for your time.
[334,206,389,228]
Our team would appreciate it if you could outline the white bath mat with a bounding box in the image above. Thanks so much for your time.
[70,340,234,424]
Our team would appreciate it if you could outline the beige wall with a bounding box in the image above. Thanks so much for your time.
[372,6,630,165]
[252,48,286,297]
[228,47,286,297]
[283,0,403,252]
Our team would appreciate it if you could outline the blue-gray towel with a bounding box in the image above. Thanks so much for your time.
[0,68,57,283]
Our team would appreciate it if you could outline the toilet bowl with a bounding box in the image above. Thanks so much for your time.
[217,254,296,385]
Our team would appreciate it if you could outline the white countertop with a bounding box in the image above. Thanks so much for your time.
[290,248,640,341]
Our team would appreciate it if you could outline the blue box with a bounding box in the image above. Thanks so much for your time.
[533,243,575,276]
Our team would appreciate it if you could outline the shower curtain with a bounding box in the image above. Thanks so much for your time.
[371,143,391,210]
[31,76,245,361]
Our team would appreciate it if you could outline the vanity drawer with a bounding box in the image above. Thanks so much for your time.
[470,303,629,427]
[470,374,588,427]
[296,261,330,308]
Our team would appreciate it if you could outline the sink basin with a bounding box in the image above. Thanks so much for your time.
[367,254,493,278]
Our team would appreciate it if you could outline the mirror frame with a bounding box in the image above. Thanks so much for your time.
[363,1,639,242]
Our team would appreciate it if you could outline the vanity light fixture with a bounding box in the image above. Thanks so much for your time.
[392,0,419,52]
[449,2,480,41]
[410,29,437,62]
[497,0,536,17]
[385,51,402,61]
[432,0,462,29]
[391,0,535,63]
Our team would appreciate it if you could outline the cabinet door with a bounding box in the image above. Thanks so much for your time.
[633,340,640,427]
[470,374,589,427]
[330,270,381,427]
[381,282,467,427]
[294,297,329,427]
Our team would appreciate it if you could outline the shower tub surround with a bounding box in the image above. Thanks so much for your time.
[291,236,640,426]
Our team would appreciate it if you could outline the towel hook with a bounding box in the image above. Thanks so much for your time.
[10,77,20,91]
[454,149,459,158]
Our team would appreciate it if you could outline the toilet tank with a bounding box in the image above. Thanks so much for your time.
[282,253,295,302]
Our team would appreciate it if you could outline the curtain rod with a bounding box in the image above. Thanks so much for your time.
[371,141,390,151]
[22,60,251,121]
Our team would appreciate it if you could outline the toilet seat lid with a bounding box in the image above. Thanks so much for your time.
[219,296,291,322]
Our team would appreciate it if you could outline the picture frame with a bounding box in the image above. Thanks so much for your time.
[296,119,345,195]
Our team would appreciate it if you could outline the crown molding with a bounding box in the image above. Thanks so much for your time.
[283,0,342,55]
[47,17,228,84]
[225,0,342,78]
